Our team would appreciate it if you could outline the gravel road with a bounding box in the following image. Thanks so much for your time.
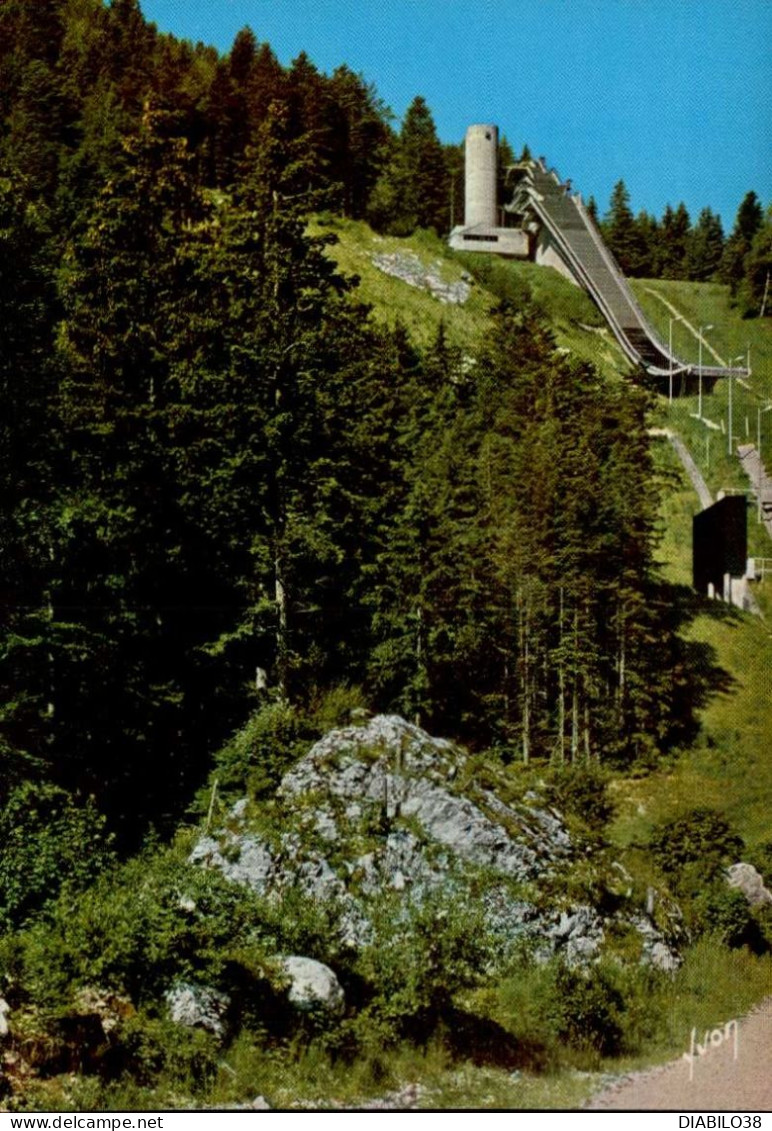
[586,998,772,1110]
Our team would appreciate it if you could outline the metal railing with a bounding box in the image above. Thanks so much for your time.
[749,557,772,579]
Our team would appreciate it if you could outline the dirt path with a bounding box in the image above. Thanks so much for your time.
[586,997,772,1110]
[649,427,713,509]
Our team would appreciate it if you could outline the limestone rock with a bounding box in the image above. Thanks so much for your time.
[726,862,772,907]
[280,957,345,1015]
[166,982,230,1037]
[0,998,10,1038]
[371,252,471,305]
[189,833,275,895]
[190,714,680,970]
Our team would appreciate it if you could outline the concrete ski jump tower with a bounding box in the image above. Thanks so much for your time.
[448,125,528,255]
[465,124,498,228]
[447,122,749,384]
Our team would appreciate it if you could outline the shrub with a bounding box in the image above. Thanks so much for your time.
[649,808,743,894]
[305,683,368,736]
[4,846,271,1009]
[692,884,769,953]
[748,840,772,887]
[204,701,307,803]
[353,895,491,1043]
[116,1013,220,1093]
[548,963,625,1057]
[0,782,115,930]
[545,761,615,835]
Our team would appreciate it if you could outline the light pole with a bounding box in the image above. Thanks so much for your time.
[697,324,713,419]
[668,314,685,403]
[757,403,772,522]
[727,355,744,456]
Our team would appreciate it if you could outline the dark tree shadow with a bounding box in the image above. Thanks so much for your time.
[644,578,737,757]
[440,1007,550,1071]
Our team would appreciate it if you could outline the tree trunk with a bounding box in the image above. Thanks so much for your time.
[556,586,565,764]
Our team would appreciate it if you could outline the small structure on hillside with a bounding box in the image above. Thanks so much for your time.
[692,492,750,608]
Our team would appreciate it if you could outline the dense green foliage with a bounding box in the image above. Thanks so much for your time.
[0,0,725,852]
[2,832,770,1108]
[366,95,449,236]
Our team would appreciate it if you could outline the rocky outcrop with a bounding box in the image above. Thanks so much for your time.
[727,862,772,907]
[371,252,471,305]
[166,982,230,1038]
[191,715,679,970]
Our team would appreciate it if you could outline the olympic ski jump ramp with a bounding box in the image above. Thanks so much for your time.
[509,160,748,382]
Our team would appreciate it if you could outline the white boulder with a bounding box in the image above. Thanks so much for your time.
[280,956,345,1015]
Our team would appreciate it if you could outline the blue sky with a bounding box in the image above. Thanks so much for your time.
[140,0,771,229]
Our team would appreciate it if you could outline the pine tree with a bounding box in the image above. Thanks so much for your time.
[367,95,447,236]
[720,190,764,294]
[603,180,645,276]
[326,65,391,218]
[685,207,725,281]
[400,96,447,233]
[660,202,691,279]
[0,58,63,198]
[0,182,60,784]
[635,211,660,277]
[736,208,772,317]
[54,111,213,826]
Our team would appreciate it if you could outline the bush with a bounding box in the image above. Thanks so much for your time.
[2,846,271,1009]
[545,761,615,835]
[0,782,115,930]
[353,895,491,1043]
[305,683,368,737]
[692,884,769,952]
[748,840,772,887]
[205,701,307,803]
[649,808,743,894]
[547,963,625,1057]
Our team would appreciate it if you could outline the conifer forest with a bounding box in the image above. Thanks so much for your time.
[1,0,771,1112]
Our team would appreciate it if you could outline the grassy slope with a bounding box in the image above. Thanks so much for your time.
[313,216,631,380]
[632,277,772,561]
[310,218,495,351]
[610,433,772,852]
[609,280,772,850]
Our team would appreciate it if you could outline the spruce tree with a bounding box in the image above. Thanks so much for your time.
[54,111,213,828]
[736,208,772,317]
[660,202,691,279]
[367,95,447,236]
[0,182,60,784]
[603,180,646,276]
[685,207,724,281]
[721,190,764,294]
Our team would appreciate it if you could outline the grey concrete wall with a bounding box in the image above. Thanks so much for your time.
[534,226,580,286]
[448,226,528,256]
